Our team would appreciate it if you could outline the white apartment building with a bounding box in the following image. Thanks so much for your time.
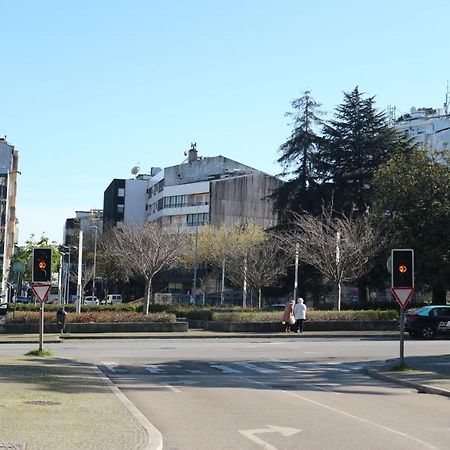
[394,106,450,151]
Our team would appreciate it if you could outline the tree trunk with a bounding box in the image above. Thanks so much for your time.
[143,278,152,315]
[336,282,342,311]
[432,282,447,305]
[258,288,262,309]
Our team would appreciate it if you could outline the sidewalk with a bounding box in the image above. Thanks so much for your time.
[0,331,448,449]
[366,354,450,398]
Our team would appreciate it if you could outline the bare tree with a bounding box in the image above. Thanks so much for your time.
[228,235,290,308]
[69,265,95,301]
[280,207,385,310]
[102,223,186,314]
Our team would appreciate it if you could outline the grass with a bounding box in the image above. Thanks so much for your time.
[390,362,414,372]
[25,349,53,357]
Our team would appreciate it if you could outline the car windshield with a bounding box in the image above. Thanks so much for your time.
[410,306,434,316]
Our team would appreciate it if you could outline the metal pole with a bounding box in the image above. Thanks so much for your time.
[58,253,64,305]
[294,243,299,301]
[221,259,225,305]
[193,223,198,304]
[399,307,405,366]
[336,232,341,311]
[90,226,98,299]
[76,231,83,313]
[65,250,71,305]
[39,302,44,352]
[242,257,247,308]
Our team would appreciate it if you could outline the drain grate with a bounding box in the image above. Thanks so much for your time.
[23,400,60,406]
[0,443,26,449]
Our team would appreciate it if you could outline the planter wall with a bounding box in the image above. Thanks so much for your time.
[0,322,188,334]
[189,320,398,332]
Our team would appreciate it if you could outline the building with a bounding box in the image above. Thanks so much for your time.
[63,209,103,248]
[0,137,19,298]
[145,145,281,231]
[394,106,450,151]
[103,174,150,229]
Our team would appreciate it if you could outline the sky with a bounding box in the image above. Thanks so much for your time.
[1,0,449,245]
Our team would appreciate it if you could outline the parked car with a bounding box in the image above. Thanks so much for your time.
[404,305,450,339]
[84,296,99,305]
[0,303,7,315]
[106,294,122,304]
[15,296,30,304]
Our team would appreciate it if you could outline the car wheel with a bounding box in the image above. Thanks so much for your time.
[408,330,419,338]
[421,326,435,339]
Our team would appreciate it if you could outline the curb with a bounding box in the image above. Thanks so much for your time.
[365,368,450,398]
[93,366,163,450]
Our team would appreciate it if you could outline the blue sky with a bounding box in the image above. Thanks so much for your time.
[1,0,449,244]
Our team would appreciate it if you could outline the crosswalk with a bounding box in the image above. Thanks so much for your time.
[101,360,363,376]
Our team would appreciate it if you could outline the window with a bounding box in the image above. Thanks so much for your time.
[117,204,124,213]
[117,188,125,197]
[187,213,209,226]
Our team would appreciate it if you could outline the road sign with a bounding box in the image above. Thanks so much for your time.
[32,283,51,303]
[392,287,414,308]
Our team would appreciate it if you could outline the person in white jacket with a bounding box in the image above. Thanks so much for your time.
[294,298,307,333]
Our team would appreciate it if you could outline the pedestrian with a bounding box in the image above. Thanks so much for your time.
[294,297,307,333]
[282,299,296,332]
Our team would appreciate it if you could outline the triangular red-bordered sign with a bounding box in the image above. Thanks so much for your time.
[392,287,414,308]
[32,283,51,303]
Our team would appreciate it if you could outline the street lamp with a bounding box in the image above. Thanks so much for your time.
[60,245,77,306]
[89,225,98,300]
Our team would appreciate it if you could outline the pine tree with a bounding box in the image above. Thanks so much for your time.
[275,91,324,213]
[316,86,415,215]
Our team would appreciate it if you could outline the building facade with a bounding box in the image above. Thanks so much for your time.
[145,147,281,231]
[0,137,19,298]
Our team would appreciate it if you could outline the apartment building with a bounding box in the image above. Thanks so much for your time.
[0,137,19,298]
[145,146,281,231]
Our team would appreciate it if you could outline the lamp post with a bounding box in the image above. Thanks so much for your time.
[89,226,98,300]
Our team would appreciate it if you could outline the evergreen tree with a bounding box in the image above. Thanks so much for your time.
[316,86,415,215]
[275,91,324,213]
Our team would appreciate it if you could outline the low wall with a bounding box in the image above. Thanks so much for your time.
[0,322,188,334]
[189,320,398,332]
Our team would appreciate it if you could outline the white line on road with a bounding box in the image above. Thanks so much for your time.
[236,362,278,374]
[246,377,438,449]
[102,361,119,373]
[145,365,166,374]
[210,364,243,374]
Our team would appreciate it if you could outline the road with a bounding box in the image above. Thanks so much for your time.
[7,337,450,449]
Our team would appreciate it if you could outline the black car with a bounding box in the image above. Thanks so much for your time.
[404,305,450,339]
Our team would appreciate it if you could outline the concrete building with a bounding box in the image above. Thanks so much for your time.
[63,209,103,248]
[0,137,19,298]
[145,145,281,231]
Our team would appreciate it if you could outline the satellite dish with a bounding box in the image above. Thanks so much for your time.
[131,165,140,175]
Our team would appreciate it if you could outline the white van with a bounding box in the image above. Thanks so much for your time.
[107,294,122,304]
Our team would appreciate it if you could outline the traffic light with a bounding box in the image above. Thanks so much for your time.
[391,249,414,288]
[32,248,52,282]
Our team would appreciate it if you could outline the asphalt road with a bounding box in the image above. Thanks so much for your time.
[7,338,450,450]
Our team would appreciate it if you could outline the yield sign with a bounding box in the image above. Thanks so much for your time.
[32,283,51,303]
[392,287,414,308]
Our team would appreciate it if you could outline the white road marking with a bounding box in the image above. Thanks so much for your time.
[161,380,199,393]
[246,378,438,449]
[239,425,301,450]
[102,361,119,373]
[145,365,166,374]
[186,369,204,374]
[210,364,242,374]
[236,362,278,374]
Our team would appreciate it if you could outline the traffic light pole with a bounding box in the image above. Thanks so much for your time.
[399,307,405,366]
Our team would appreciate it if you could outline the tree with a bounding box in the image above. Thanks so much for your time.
[275,91,324,213]
[228,235,290,308]
[316,86,415,215]
[373,149,450,304]
[280,207,385,310]
[102,223,186,314]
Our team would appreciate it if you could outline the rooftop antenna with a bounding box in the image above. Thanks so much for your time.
[444,81,449,115]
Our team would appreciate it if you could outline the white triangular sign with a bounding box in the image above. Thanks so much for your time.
[392,287,414,308]
[32,284,51,303]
